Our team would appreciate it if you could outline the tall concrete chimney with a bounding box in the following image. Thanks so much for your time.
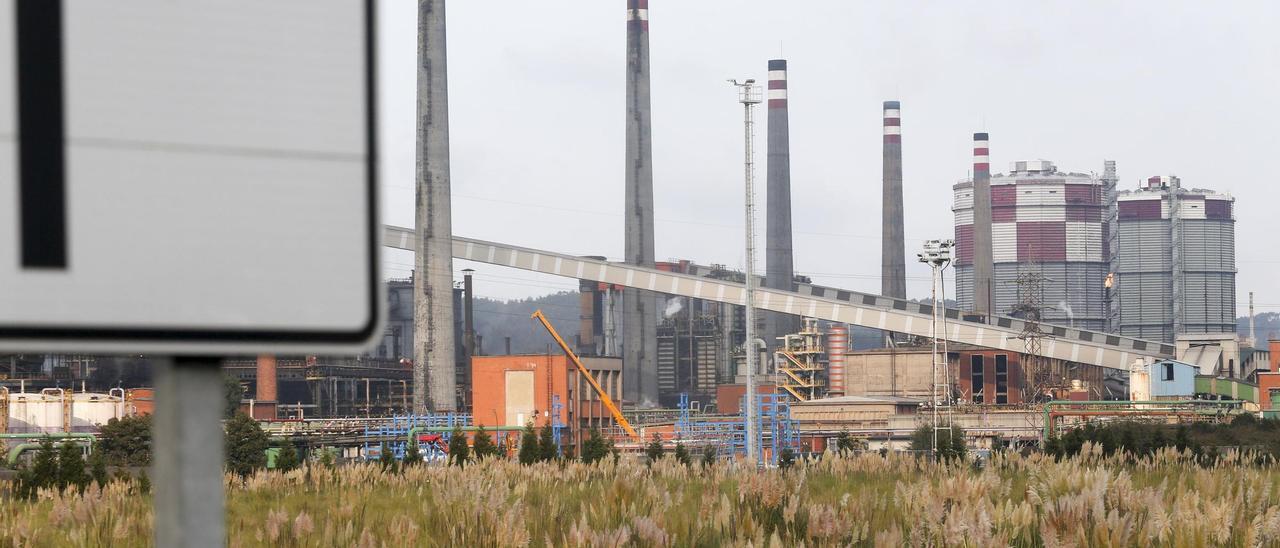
[414,0,457,412]
[971,133,994,317]
[881,101,906,300]
[765,59,798,345]
[623,0,658,404]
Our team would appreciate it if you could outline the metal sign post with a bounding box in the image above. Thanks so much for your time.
[153,358,225,547]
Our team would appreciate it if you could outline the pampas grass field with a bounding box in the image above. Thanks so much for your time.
[5,444,1280,546]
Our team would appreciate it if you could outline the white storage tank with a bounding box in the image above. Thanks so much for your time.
[4,389,126,433]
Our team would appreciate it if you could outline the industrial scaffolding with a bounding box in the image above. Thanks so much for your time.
[672,392,800,467]
[774,317,825,401]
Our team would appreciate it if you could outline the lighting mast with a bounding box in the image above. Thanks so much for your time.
[730,78,762,466]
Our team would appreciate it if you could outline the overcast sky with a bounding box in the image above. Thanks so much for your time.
[375,1,1280,314]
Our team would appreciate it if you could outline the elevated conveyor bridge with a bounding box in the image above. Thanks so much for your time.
[382,225,1174,370]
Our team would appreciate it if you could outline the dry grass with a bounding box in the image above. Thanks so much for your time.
[5,443,1280,546]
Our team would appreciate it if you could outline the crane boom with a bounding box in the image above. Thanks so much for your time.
[530,309,639,440]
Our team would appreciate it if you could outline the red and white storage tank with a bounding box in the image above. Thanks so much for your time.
[952,159,1109,330]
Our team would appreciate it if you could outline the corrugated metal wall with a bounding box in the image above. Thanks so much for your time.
[955,266,974,311]
[1115,208,1236,341]
[1180,219,1236,334]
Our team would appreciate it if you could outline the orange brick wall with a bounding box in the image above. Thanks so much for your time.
[471,355,622,452]
[471,355,567,428]
[716,383,778,415]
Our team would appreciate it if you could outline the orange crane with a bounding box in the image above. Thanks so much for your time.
[530,310,639,440]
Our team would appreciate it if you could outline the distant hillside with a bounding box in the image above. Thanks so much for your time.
[472,292,580,355]
[472,293,962,354]
[1240,312,1280,342]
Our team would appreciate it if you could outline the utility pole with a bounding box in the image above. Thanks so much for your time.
[1012,266,1052,401]
[731,78,762,466]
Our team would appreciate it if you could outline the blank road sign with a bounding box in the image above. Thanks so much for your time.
[0,0,381,353]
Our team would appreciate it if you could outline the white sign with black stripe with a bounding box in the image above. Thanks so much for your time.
[0,0,381,353]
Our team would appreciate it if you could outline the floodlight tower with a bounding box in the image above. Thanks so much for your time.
[730,78,762,466]
[918,239,954,457]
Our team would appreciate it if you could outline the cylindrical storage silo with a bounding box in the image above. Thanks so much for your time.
[827,325,848,396]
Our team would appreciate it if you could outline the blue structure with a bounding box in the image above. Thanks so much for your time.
[551,395,565,457]
[674,392,800,467]
[363,413,471,463]
[1147,359,1198,398]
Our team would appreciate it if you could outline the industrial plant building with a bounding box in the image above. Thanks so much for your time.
[1113,175,1236,343]
[953,160,1109,331]
[469,354,623,455]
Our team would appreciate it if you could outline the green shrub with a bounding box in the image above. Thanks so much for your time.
[472,425,498,459]
[377,442,397,473]
[57,441,90,491]
[518,423,539,465]
[778,447,796,469]
[275,443,301,473]
[403,441,423,466]
[98,415,152,467]
[538,425,557,462]
[88,442,109,487]
[224,412,268,477]
[448,426,470,467]
[223,374,245,419]
[673,443,690,466]
[701,445,717,468]
[645,434,664,465]
[581,429,610,465]
[909,425,966,461]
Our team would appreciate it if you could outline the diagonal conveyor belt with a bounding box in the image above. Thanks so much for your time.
[382,225,1173,369]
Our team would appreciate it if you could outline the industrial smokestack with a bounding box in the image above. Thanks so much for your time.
[623,0,658,403]
[881,101,906,301]
[254,355,278,420]
[1249,291,1256,347]
[765,59,798,345]
[463,270,475,358]
[971,132,994,317]
[414,0,457,412]
[579,279,598,356]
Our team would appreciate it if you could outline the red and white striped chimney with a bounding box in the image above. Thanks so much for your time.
[971,132,994,317]
[973,133,990,172]
[882,101,901,143]
[767,59,787,108]
[626,0,647,30]
[881,101,906,301]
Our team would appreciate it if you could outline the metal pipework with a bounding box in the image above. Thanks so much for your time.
[1040,399,1244,440]
[405,425,527,446]
[3,432,97,466]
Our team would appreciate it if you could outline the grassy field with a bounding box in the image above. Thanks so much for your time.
[5,445,1280,546]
